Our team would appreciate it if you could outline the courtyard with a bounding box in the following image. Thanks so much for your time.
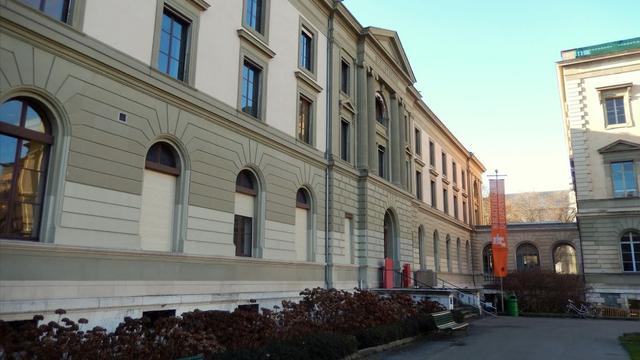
[367,316,639,360]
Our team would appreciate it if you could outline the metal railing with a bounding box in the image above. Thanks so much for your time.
[575,37,640,58]
[438,277,498,317]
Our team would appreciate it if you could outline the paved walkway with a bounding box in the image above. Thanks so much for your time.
[367,316,639,360]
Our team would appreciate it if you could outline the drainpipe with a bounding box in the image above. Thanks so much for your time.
[467,153,477,288]
[324,0,341,289]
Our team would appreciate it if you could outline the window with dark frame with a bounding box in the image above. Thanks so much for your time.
[241,60,261,118]
[621,231,639,272]
[0,98,52,240]
[234,170,257,257]
[244,0,264,34]
[375,94,386,126]
[605,97,626,125]
[405,159,410,190]
[21,0,71,23]
[145,142,180,176]
[443,188,449,213]
[340,119,350,162]
[297,95,312,144]
[462,170,466,189]
[463,200,467,223]
[611,161,637,197]
[453,195,458,218]
[404,115,409,143]
[300,27,313,72]
[441,152,447,177]
[430,180,436,208]
[415,171,423,200]
[414,128,421,155]
[429,141,435,166]
[378,145,386,178]
[296,188,310,209]
[452,162,457,184]
[340,59,350,94]
[158,8,189,81]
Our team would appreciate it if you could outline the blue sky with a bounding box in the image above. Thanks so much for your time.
[344,0,640,193]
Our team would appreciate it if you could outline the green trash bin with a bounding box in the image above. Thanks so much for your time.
[506,295,519,316]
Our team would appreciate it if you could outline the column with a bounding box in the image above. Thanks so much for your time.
[390,93,401,186]
[367,70,378,175]
[356,64,369,169]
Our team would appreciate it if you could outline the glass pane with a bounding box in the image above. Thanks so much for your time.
[10,202,40,238]
[18,140,46,171]
[23,106,45,133]
[42,0,68,22]
[16,168,45,204]
[158,53,168,74]
[170,36,182,59]
[623,262,634,272]
[160,30,171,55]
[0,134,18,166]
[0,100,23,127]
[21,0,40,10]
[171,19,183,39]
[169,59,180,78]
[162,13,172,32]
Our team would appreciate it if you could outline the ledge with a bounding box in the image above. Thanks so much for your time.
[414,157,425,167]
[295,70,323,93]
[442,176,450,186]
[429,167,439,177]
[237,28,276,59]
[189,0,211,11]
[340,99,356,114]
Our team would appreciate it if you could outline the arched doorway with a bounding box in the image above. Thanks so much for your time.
[295,188,312,261]
[482,244,493,275]
[553,244,577,274]
[418,226,426,270]
[383,210,395,260]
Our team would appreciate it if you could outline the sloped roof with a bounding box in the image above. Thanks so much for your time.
[598,139,640,153]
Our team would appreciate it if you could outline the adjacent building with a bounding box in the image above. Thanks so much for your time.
[557,37,640,309]
[0,0,485,329]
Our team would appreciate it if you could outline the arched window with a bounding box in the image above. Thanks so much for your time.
[482,244,493,274]
[234,169,259,257]
[375,92,386,125]
[140,142,181,251]
[0,98,52,240]
[383,211,394,260]
[621,231,640,272]
[295,188,312,261]
[433,230,440,271]
[553,244,577,274]
[456,238,461,273]
[516,243,540,271]
[418,226,425,270]
[446,235,452,272]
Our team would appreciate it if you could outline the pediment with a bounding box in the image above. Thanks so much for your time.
[366,27,416,82]
[598,140,640,153]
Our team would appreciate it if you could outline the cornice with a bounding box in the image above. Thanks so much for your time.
[237,28,276,59]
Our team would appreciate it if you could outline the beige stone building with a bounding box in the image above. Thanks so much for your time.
[557,37,640,308]
[0,0,485,329]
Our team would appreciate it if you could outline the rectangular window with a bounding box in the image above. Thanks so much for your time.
[443,188,449,213]
[297,95,312,144]
[378,145,386,178]
[245,0,264,33]
[404,115,409,143]
[611,161,637,197]
[463,201,468,223]
[234,215,253,257]
[454,195,459,218]
[415,128,422,155]
[441,152,447,177]
[416,171,423,200]
[605,97,626,125]
[158,9,189,81]
[241,60,261,117]
[462,170,466,189]
[300,28,313,72]
[22,0,71,22]
[429,141,435,166]
[340,59,350,94]
[453,162,457,183]
[405,159,411,190]
[340,119,350,161]
[430,180,436,208]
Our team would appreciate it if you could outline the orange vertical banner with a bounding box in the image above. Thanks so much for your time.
[490,179,508,278]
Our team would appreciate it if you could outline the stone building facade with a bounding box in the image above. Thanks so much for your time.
[557,38,640,308]
[0,0,484,329]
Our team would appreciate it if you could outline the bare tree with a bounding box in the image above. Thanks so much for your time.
[484,190,576,224]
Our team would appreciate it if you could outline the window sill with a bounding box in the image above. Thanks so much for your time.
[429,167,439,177]
[237,28,275,59]
[295,70,323,93]
[415,157,425,167]
[442,177,451,186]
[453,184,460,192]
[605,122,633,130]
